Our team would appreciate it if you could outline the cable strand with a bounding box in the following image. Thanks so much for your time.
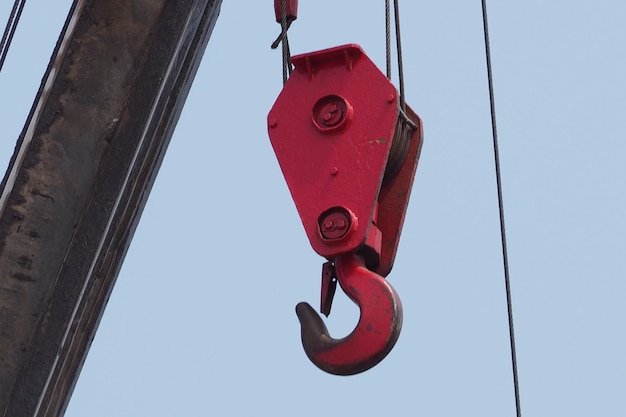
[0,0,26,74]
[385,0,391,79]
[480,2,522,417]
[0,1,19,55]
[392,0,406,111]
[280,0,291,85]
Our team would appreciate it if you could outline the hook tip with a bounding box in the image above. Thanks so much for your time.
[295,301,331,345]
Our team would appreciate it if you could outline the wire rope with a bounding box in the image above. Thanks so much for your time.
[385,0,391,79]
[382,0,415,186]
[392,0,407,111]
[271,0,293,85]
[0,0,27,74]
[279,0,291,85]
[480,2,522,416]
[385,0,408,112]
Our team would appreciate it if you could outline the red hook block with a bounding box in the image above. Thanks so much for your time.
[267,44,423,375]
[268,44,422,276]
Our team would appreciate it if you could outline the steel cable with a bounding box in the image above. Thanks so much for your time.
[279,0,290,85]
[480,2,522,416]
[392,0,407,111]
[270,0,293,85]
[385,0,391,79]
[382,0,415,183]
[0,0,27,74]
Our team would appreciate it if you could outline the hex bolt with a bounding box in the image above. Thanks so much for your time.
[312,95,350,131]
[319,103,343,127]
[319,209,352,240]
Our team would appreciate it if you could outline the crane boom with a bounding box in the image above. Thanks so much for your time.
[0,1,222,415]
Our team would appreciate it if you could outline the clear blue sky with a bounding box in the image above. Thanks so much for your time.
[1,1,625,416]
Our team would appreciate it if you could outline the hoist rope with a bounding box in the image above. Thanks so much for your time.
[0,0,26,74]
[271,0,292,86]
[480,2,522,417]
[381,0,416,184]
[392,0,407,111]
[279,0,291,85]
[385,0,407,111]
[385,0,391,79]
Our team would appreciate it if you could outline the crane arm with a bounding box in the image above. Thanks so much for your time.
[0,1,222,415]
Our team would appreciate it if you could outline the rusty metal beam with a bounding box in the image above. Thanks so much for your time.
[0,0,222,415]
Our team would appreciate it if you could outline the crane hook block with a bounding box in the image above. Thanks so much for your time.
[267,44,423,277]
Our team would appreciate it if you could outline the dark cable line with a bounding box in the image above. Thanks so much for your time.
[279,0,291,85]
[392,0,407,111]
[270,0,293,85]
[0,1,20,55]
[385,0,407,112]
[385,0,391,79]
[480,2,522,417]
[0,0,27,74]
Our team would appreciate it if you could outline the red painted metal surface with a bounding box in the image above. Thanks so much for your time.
[268,44,398,260]
[376,105,423,276]
[296,253,402,376]
[268,44,423,375]
[273,0,298,22]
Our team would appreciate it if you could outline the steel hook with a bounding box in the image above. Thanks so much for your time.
[295,252,403,375]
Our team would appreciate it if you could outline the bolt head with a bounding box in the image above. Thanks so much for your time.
[319,208,352,240]
[312,95,352,131]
